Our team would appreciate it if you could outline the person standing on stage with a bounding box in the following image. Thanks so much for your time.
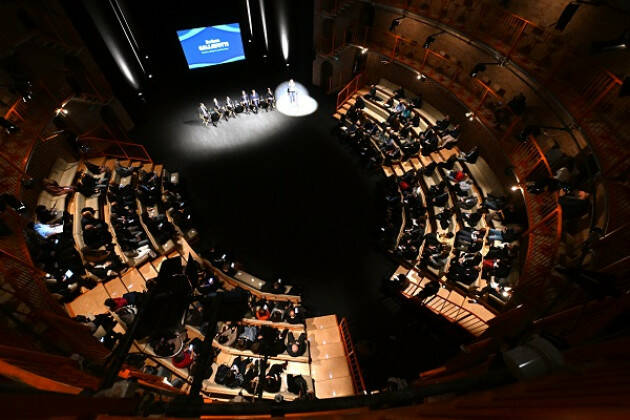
[266,88,275,110]
[241,90,250,113]
[198,102,209,126]
[225,97,236,119]
[287,79,297,104]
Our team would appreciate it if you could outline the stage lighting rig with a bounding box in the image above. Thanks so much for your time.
[591,30,630,54]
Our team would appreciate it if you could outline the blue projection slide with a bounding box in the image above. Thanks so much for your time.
[177,23,246,69]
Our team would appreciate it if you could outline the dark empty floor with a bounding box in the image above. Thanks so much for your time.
[130,72,472,387]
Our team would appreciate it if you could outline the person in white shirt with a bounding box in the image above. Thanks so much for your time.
[198,102,209,126]
[224,96,235,119]
[287,79,297,104]
[241,90,250,113]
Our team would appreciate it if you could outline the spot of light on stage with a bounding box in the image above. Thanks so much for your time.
[171,100,298,159]
[275,81,318,117]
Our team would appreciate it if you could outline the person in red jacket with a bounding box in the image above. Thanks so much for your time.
[104,297,128,311]
[255,304,271,321]
[172,349,194,369]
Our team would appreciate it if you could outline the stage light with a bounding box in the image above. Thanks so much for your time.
[286,63,290,67]
[360,47,368,54]
[55,107,68,116]
[148,74,153,79]
[470,63,486,78]
[145,55,149,59]
[416,73,426,81]
[592,30,630,54]
[423,30,445,49]
[465,111,474,121]
[389,17,402,32]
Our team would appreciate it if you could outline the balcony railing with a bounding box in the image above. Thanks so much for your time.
[336,72,365,110]
[339,317,367,394]
[78,136,153,163]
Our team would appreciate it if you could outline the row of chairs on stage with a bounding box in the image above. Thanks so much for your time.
[199,88,276,127]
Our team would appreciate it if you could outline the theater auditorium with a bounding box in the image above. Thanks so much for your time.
[0,0,629,418]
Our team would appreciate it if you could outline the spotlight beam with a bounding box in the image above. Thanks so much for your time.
[245,0,254,38]
[259,0,269,51]
[278,2,289,61]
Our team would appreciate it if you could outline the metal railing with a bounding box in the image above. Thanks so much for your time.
[421,293,490,337]
[336,72,365,110]
[78,136,153,163]
[339,317,367,394]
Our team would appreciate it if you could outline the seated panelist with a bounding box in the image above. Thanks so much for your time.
[266,87,275,110]
[198,102,209,126]
[251,89,260,107]
[240,90,250,113]
[224,96,235,119]
[250,89,259,113]
[210,98,221,126]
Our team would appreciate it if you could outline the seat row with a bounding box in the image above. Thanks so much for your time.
[32,156,317,401]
